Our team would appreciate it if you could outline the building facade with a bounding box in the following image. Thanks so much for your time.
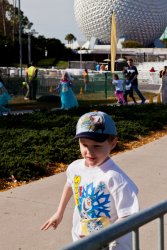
[74,0,167,46]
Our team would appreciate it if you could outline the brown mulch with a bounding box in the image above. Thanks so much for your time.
[1,126,167,192]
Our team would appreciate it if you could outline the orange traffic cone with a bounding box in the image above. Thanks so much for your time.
[80,87,83,95]
[49,86,53,93]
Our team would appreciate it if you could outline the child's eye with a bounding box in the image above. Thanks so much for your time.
[94,145,101,148]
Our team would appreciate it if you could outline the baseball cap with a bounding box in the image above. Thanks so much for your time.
[75,111,117,142]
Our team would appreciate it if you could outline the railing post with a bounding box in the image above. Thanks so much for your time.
[132,229,140,250]
[158,216,164,250]
[162,76,167,104]
[104,72,108,99]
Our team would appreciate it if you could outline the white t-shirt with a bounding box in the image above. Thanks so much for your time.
[66,158,139,246]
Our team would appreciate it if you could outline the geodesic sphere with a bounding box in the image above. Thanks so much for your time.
[74,0,167,46]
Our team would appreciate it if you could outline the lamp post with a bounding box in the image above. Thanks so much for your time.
[45,47,48,57]
[18,0,22,77]
[28,32,31,64]
[78,49,83,69]
[27,29,38,64]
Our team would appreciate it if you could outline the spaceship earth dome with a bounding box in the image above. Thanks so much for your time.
[74,0,167,46]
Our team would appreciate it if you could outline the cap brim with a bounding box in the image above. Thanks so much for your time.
[74,132,109,142]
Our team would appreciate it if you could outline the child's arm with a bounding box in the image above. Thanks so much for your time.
[112,80,115,85]
[53,83,60,93]
[69,80,73,87]
[41,184,73,231]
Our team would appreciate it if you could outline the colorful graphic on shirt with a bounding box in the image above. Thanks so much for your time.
[78,182,111,219]
[74,175,81,206]
[73,179,111,235]
[74,176,111,218]
[80,216,110,235]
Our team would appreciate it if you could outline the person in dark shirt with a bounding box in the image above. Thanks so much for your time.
[123,58,146,104]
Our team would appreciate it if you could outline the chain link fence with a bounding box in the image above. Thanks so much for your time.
[1,68,162,101]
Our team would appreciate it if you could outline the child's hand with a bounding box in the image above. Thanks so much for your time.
[41,211,63,231]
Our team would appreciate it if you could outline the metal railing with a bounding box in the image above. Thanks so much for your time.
[61,200,167,250]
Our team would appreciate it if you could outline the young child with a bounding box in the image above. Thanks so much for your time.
[124,75,137,104]
[22,81,29,100]
[0,80,12,114]
[41,111,139,249]
[82,68,89,92]
[55,71,78,110]
[112,74,125,105]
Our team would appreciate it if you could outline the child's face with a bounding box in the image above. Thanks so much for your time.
[79,138,117,167]
[62,73,68,80]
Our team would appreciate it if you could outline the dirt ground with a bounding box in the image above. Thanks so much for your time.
[8,96,60,111]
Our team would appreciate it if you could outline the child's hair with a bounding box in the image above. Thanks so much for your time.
[107,135,117,142]
[113,73,119,80]
[62,71,72,82]
[125,74,130,79]
[128,58,133,62]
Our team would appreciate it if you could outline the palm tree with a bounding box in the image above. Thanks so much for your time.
[0,0,8,36]
[65,33,76,44]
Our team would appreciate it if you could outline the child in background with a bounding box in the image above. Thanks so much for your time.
[124,74,137,104]
[22,81,29,100]
[56,71,78,110]
[0,71,12,114]
[41,111,139,250]
[82,68,89,92]
[112,74,125,105]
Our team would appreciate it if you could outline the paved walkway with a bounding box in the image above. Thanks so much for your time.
[0,135,167,250]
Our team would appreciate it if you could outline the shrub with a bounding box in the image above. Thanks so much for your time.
[0,104,167,181]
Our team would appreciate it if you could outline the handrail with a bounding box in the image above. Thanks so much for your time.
[61,200,167,250]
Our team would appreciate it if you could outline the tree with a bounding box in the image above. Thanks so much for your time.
[0,1,76,66]
[0,0,33,41]
[161,39,167,48]
[0,0,9,36]
[122,40,143,48]
[65,33,76,44]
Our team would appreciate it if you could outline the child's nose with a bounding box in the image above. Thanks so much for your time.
[87,147,94,154]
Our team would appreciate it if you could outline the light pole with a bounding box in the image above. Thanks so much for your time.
[45,47,48,57]
[27,29,38,64]
[79,50,83,69]
[18,0,22,77]
[28,32,31,64]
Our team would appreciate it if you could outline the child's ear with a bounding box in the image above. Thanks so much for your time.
[110,137,118,150]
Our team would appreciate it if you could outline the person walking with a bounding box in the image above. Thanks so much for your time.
[123,58,146,104]
[41,111,139,250]
[95,63,100,71]
[123,75,137,104]
[112,73,125,105]
[100,63,105,71]
[159,66,167,78]
[26,63,38,100]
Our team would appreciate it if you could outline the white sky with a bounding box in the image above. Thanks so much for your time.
[10,0,85,44]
